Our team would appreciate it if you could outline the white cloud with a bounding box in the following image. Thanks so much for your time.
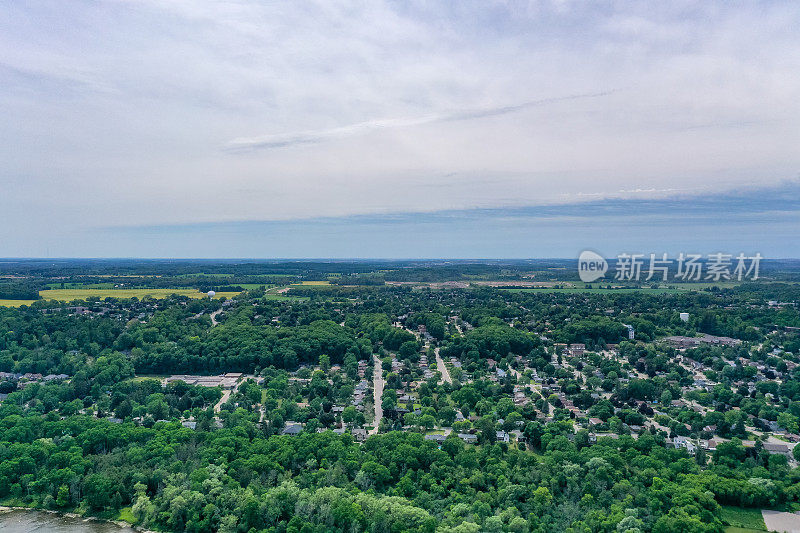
[1,1,799,255]
[224,91,612,151]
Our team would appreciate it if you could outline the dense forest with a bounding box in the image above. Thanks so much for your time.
[1,261,800,531]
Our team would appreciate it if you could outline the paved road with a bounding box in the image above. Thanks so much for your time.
[214,388,232,413]
[435,347,452,384]
[213,374,251,413]
[210,308,223,326]
[369,355,384,435]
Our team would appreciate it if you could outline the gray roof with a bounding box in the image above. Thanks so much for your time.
[282,423,303,435]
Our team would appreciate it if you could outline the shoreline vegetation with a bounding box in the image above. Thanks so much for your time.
[0,505,155,532]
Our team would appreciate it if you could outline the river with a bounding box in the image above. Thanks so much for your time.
[0,509,136,533]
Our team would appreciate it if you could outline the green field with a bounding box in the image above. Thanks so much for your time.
[720,506,766,531]
[262,293,309,301]
[237,283,273,289]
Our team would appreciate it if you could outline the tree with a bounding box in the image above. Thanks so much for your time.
[56,485,70,507]
[439,406,457,427]
[419,414,436,430]
[319,354,330,372]
[478,416,496,445]
[777,412,799,434]
[83,474,114,510]
[342,406,358,426]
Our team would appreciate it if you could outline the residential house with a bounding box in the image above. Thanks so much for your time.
[459,433,478,444]
[282,422,303,436]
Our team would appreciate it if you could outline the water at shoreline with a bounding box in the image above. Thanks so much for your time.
[0,509,136,533]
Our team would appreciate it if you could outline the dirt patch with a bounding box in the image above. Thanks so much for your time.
[762,510,800,532]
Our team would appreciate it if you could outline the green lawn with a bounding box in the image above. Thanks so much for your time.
[720,506,766,531]
[117,506,137,524]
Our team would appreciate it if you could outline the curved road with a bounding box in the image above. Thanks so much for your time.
[369,355,384,435]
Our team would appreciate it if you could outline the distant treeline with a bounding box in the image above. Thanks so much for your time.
[334,273,385,286]
[3,258,800,292]
[0,280,41,300]
[198,285,244,293]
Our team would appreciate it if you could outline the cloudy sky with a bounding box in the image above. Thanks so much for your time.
[1,1,799,257]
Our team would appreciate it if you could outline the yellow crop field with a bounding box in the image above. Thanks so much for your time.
[38,288,241,302]
[0,289,242,306]
[0,299,37,307]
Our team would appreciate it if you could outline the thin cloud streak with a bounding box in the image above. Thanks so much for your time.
[224,91,612,152]
[90,182,800,258]
[106,180,800,231]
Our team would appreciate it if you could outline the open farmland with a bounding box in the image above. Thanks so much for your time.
[0,299,37,307]
[38,288,240,301]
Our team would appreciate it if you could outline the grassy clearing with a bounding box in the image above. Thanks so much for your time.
[0,299,37,307]
[720,506,766,531]
[262,293,309,301]
[38,288,240,302]
[117,506,137,524]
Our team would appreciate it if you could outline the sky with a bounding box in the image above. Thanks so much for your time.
[1,1,799,258]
